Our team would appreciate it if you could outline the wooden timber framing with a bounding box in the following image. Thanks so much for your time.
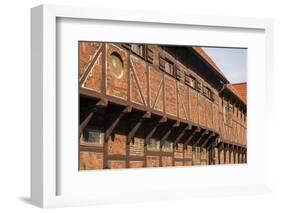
[79,42,247,170]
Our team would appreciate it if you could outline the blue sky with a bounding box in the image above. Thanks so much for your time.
[202,47,247,84]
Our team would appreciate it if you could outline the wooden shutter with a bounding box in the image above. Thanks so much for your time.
[146,46,154,63]
[175,66,182,80]
[159,54,165,71]
[184,73,189,85]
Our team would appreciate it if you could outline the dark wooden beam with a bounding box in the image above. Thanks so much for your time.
[143,111,151,118]
[160,122,175,147]
[144,120,161,145]
[193,130,208,147]
[130,65,147,106]
[207,137,217,151]
[174,124,192,147]
[79,111,94,135]
[127,116,144,144]
[201,132,215,148]
[151,80,163,109]
[183,127,200,148]
[104,106,131,142]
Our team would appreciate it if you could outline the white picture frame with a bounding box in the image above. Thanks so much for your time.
[31,4,274,208]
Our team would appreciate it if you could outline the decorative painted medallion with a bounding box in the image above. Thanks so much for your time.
[110,53,124,79]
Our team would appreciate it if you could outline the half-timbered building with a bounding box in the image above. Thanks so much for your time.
[79,42,247,170]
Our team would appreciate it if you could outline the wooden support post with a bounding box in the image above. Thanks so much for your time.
[79,111,94,136]
[217,142,223,164]
[223,143,226,164]
[245,148,247,163]
[233,145,237,164]
[229,144,233,164]
[237,147,241,164]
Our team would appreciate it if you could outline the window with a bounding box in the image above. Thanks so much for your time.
[109,52,124,79]
[159,54,174,76]
[131,44,145,58]
[147,138,159,149]
[162,140,173,151]
[223,101,232,126]
[189,75,196,88]
[146,46,154,63]
[82,129,103,144]
[196,82,202,92]
[184,73,189,85]
[164,59,174,76]
[204,86,212,100]
[175,66,184,81]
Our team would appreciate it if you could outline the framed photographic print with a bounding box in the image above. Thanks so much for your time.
[31,4,274,208]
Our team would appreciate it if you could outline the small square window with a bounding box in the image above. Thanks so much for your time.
[164,60,174,76]
[147,138,159,149]
[189,76,196,88]
[162,140,173,151]
[83,129,103,144]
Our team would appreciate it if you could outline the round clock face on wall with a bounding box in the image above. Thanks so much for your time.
[110,53,124,79]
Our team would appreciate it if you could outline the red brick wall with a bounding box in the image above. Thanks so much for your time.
[174,144,184,159]
[79,42,101,78]
[164,75,177,116]
[129,161,144,168]
[149,66,164,112]
[130,55,148,106]
[129,137,144,156]
[177,82,189,120]
[80,151,103,170]
[107,160,126,169]
[225,149,230,164]
[189,89,199,123]
[146,156,160,167]
[162,156,173,167]
[205,100,213,129]
[198,94,206,127]
[219,148,224,164]
[108,134,126,155]
[200,148,207,165]
[83,52,103,92]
